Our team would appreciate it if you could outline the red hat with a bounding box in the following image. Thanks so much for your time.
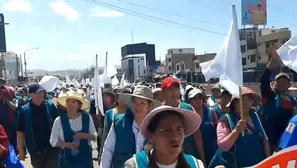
[161,77,180,89]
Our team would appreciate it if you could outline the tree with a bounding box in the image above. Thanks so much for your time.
[35,75,43,81]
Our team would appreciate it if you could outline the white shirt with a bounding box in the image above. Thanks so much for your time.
[100,120,146,168]
[156,161,177,168]
[49,114,98,147]
[207,97,219,108]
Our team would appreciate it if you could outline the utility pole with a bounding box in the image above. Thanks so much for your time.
[24,52,28,83]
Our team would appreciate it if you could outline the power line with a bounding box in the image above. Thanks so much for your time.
[117,0,228,29]
[85,0,225,36]
[190,0,229,15]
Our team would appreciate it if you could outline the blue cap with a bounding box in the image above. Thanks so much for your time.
[278,115,297,149]
[28,83,45,94]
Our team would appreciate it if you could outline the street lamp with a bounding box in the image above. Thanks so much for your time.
[24,47,39,83]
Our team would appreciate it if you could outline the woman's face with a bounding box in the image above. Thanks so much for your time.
[234,95,253,112]
[132,97,151,119]
[117,95,126,106]
[190,94,204,108]
[66,98,81,111]
[149,115,185,157]
[220,93,232,106]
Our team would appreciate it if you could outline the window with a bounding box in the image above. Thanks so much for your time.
[143,70,146,74]
[138,65,140,69]
[241,45,246,53]
[242,58,246,65]
[265,42,270,48]
[181,63,185,70]
[168,58,171,62]
[250,54,256,63]
[176,64,180,71]
[138,59,139,62]
[169,66,172,71]
[179,49,182,52]
[195,63,199,69]
[271,39,278,45]
[259,56,261,60]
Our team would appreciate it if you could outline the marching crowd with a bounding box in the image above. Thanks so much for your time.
[0,46,296,168]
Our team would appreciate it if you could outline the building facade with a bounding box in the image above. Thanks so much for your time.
[121,42,156,66]
[0,52,20,83]
[0,14,6,52]
[240,28,291,82]
[121,54,147,81]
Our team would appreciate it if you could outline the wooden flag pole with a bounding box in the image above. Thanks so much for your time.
[239,87,244,136]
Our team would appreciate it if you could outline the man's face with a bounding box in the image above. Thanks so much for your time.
[275,77,290,92]
[103,94,112,106]
[163,83,180,101]
[30,91,45,103]
[257,5,262,11]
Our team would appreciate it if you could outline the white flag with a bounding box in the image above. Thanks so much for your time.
[120,72,126,88]
[112,76,119,86]
[200,5,243,98]
[277,35,297,73]
[94,55,104,116]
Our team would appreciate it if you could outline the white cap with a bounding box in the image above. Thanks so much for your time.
[188,89,203,99]
[185,85,194,92]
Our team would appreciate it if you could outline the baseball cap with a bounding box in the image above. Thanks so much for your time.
[161,77,180,89]
[275,73,291,81]
[28,83,45,94]
[188,89,204,99]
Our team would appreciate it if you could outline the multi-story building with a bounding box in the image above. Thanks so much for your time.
[121,54,147,81]
[121,42,156,66]
[0,14,6,52]
[0,52,20,83]
[240,28,291,82]
[165,48,195,74]
[165,48,216,82]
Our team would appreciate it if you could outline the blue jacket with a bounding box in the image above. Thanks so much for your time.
[21,100,56,154]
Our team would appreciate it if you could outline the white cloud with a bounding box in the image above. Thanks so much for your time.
[89,8,124,17]
[4,0,32,13]
[50,1,79,21]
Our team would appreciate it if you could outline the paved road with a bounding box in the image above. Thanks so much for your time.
[20,142,100,168]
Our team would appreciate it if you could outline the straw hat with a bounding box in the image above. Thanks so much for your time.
[119,85,161,109]
[226,87,260,107]
[53,90,90,110]
[140,105,201,139]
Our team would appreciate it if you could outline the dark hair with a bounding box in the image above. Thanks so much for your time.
[229,99,238,112]
[184,87,194,104]
[147,110,184,134]
[257,4,262,7]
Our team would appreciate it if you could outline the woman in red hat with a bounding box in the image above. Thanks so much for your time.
[210,87,270,168]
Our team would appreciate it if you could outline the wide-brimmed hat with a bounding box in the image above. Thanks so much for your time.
[120,85,161,109]
[53,90,90,110]
[226,87,260,107]
[140,105,201,139]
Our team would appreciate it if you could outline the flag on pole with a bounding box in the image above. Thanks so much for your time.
[94,54,104,116]
[200,5,243,98]
[277,35,297,73]
[120,72,126,88]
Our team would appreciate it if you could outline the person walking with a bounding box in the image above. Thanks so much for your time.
[50,90,97,168]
